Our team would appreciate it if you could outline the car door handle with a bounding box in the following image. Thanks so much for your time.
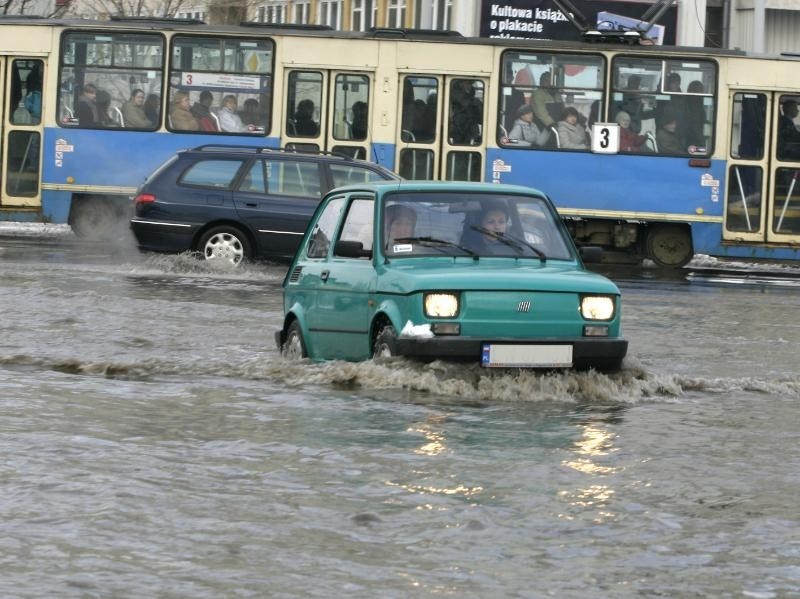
[320,270,329,282]
[245,202,258,207]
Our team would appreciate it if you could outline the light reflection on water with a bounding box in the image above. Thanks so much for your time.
[0,237,799,596]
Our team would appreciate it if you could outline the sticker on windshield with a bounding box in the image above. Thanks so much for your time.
[392,243,413,253]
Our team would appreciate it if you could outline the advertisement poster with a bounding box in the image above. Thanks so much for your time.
[480,0,677,45]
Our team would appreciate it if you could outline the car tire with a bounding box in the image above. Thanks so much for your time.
[373,324,397,358]
[282,320,307,359]
[197,225,251,266]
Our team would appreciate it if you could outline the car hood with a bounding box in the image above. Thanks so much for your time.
[376,259,620,295]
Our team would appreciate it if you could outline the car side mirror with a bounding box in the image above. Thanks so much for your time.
[334,239,372,259]
[579,245,603,263]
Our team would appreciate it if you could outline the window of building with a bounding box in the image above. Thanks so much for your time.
[319,0,342,28]
[388,0,407,27]
[415,0,451,29]
[352,0,376,31]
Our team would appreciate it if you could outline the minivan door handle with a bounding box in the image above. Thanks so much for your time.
[320,270,330,282]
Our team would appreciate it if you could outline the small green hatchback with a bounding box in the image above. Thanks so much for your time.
[275,181,628,370]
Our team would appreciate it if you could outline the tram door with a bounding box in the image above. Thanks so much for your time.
[396,75,487,181]
[282,69,373,161]
[725,91,800,243]
[0,57,43,208]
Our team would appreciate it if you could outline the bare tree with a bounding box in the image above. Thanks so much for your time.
[206,0,247,25]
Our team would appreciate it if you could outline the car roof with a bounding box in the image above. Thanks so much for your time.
[178,144,397,171]
[325,180,548,198]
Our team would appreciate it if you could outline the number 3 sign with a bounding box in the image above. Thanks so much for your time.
[591,123,620,154]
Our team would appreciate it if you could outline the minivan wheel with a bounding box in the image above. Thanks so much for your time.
[373,324,397,358]
[197,226,251,266]
[282,321,307,359]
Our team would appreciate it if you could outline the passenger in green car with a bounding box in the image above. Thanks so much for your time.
[461,201,511,254]
[384,204,417,248]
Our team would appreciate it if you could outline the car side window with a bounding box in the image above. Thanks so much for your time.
[337,198,374,254]
[329,164,388,187]
[307,197,345,258]
[180,159,245,189]
[265,159,321,198]
[239,159,267,193]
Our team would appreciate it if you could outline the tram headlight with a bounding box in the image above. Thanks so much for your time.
[424,293,459,318]
[581,296,615,320]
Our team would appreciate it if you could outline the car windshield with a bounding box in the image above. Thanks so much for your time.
[381,192,574,260]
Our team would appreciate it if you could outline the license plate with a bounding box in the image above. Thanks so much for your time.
[481,343,573,368]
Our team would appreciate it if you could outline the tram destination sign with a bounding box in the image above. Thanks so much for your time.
[479,0,677,45]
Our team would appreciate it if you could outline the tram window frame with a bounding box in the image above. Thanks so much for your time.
[58,30,165,131]
[286,70,323,139]
[168,35,275,136]
[498,50,605,152]
[332,73,370,143]
[611,56,717,156]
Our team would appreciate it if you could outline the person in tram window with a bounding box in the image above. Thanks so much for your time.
[557,106,588,150]
[294,99,319,136]
[778,99,800,160]
[144,93,161,126]
[616,74,655,135]
[531,71,559,129]
[122,89,153,129]
[170,91,200,131]
[616,110,647,152]
[240,98,266,130]
[350,100,368,140]
[217,94,247,132]
[76,83,99,127]
[508,104,551,147]
[95,89,116,127]
[656,108,686,155]
[681,80,708,151]
[191,90,219,132]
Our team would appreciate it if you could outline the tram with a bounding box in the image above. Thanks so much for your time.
[0,16,799,266]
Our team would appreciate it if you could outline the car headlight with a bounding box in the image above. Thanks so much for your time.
[581,296,615,320]
[424,293,459,318]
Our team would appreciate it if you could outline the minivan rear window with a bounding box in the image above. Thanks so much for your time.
[180,159,245,189]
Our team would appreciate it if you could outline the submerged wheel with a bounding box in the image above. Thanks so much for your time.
[282,320,307,359]
[645,224,693,268]
[197,226,251,266]
[372,324,397,358]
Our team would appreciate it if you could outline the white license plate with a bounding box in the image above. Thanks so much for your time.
[481,344,573,368]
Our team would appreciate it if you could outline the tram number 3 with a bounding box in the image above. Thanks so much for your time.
[591,123,620,154]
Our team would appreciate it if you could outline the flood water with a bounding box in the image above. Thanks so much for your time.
[1,224,799,598]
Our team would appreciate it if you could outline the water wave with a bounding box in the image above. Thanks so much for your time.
[2,352,797,405]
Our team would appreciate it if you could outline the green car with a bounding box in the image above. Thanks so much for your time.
[275,181,627,370]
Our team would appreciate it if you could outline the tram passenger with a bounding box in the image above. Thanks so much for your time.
[76,83,99,127]
[449,80,483,145]
[616,110,647,152]
[778,99,800,160]
[681,80,707,150]
[508,104,550,147]
[95,89,116,127]
[350,100,368,140]
[144,93,161,125]
[122,89,152,128]
[616,74,654,135]
[531,71,558,129]
[170,91,200,131]
[656,108,685,154]
[557,106,588,150]
[294,99,318,136]
[240,98,265,129]
[217,95,247,132]
[191,90,219,132]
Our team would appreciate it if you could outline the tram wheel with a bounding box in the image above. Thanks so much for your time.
[645,224,693,268]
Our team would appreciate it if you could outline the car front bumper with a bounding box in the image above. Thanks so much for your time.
[393,336,628,368]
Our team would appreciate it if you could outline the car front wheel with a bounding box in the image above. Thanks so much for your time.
[282,320,307,359]
[373,324,397,358]
[197,226,251,266]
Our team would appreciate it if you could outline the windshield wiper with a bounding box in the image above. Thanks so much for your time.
[470,226,547,263]
[392,236,478,257]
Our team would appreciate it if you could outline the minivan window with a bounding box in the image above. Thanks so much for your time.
[180,159,244,188]
[330,164,388,187]
[265,159,320,197]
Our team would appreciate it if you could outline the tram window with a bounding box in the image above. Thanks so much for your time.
[731,93,766,160]
[333,74,369,141]
[401,77,438,144]
[168,36,273,135]
[398,148,435,180]
[286,71,322,138]
[773,168,800,235]
[449,79,483,146]
[5,131,40,197]
[59,32,164,130]
[777,94,800,162]
[10,60,43,126]
[498,51,603,152]
[726,165,762,233]
[445,151,482,182]
[612,57,716,156]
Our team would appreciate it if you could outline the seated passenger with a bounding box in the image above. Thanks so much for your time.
[294,99,319,136]
[778,99,800,160]
[460,201,511,255]
[616,110,647,152]
[191,90,218,132]
[384,204,417,248]
[144,93,161,125]
[239,98,266,129]
[656,109,685,154]
[170,91,200,131]
[556,107,588,150]
[121,89,152,128]
[95,89,116,127]
[76,83,99,127]
[508,104,550,147]
[217,95,247,132]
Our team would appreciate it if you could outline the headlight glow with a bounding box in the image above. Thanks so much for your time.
[581,296,615,320]
[424,293,459,318]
